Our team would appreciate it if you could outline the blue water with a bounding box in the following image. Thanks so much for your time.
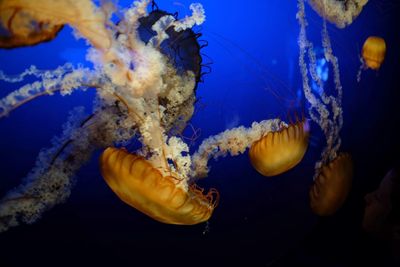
[0,0,399,266]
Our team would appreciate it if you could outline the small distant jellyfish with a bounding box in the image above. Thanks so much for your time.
[362,36,386,70]
[357,36,386,82]
[100,147,218,225]
[310,153,353,216]
[249,119,310,177]
[307,0,369,28]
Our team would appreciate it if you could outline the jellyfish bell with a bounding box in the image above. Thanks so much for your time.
[362,36,386,70]
[363,169,395,234]
[0,0,62,48]
[137,9,202,83]
[0,12,63,49]
[135,8,203,136]
[249,118,310,177]
[363,166,400,239]
[0,0,111,50]
[100,147,218,225]
[307,0,369,28]
[310,152,353,216]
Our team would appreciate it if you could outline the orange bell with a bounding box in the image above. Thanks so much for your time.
[362,36,386,70]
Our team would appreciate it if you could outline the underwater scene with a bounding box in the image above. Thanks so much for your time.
[0,0,399,266]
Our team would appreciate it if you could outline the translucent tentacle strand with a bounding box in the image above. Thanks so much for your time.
[0,65,97,118]
[191,119,281,178]
[297,0,344,179]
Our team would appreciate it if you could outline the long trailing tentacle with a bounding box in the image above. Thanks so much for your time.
[297,0,344,179]
[0,96,138,233]
[0,107,94,232]
[0,64,99,118]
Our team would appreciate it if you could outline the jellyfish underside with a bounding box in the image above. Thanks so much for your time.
[100,147,218,225]
[310,152,353,216]
[249,119,310,177]
[0,8,63,48]
[307,0,368,28]
[0,0,111,51]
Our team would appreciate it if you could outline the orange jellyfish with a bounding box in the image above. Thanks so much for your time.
[0,0,111,50]
[0,6,63,48]
[362,36,386,70]
[310,152,353,216]
[99,147,218,225]
[249,119,310,177]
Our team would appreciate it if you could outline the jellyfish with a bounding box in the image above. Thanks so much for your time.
[0,0,63,48]
[362,36,386,70]
[249,119,310,177]
[310,152,353,216]
[357,36,387,81]
[0,16,63,49]
[0,0,112,50]
[100,147,218,225]
[297,0,353,215]
[363,165,400,239]
[191,119,282,179]
[307,0,369,28]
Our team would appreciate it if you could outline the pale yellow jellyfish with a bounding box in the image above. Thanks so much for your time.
[309,152,353,216]
[362,36,386,70]
[100,147,218,225]
[249,120,310,177]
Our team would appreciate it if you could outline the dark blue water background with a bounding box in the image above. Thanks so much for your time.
[0,0,399,265]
